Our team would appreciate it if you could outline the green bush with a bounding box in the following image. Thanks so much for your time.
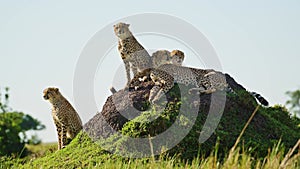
[0,87,45,157]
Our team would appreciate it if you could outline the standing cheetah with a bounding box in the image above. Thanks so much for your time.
[114,22,152,87]
[148,64,268,106]
[43,87,83,150]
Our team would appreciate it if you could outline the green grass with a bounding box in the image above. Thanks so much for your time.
[1,133,299,169]
[1,90,300,168]
[1,111,299,169]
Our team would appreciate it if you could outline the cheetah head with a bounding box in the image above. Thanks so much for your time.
[152,50,171,67]
[113,22,132,39]
[152,50,171,59]
[43,87,60,101]
[170,50,185,66]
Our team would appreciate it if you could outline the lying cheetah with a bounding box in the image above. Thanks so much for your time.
[148,64,268,106]
[114,22,152,87]
[151,50,171,68]
[170,49,185,66]
[151,49,185,68]
[43,87,83,150]
[148,64,227,103]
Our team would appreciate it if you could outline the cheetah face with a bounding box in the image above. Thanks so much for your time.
[171,56,184,66]
[113,22,131,39]
[170,50,185,66]
[43,87,59,100]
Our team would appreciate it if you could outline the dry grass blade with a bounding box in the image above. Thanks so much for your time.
[279,139,300,169]
[148,134,155,162]
[228,105,260,159]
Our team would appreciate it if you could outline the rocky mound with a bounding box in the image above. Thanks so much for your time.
[83,70,300,159]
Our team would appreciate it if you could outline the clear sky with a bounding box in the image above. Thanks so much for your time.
[0,1,299,142]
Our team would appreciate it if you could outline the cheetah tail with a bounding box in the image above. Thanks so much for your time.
[110,86,117,94]
[250,92,269,106]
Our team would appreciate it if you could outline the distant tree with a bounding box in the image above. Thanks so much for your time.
[286,89,300,117]
[0,87,45,157]
[0,87,10,113]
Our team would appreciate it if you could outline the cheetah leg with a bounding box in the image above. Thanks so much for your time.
[149,85,162,103]
[54,120,62,150]
[149,79,174,104]
[131,66,138,77]
[138,76,148,82]
[61,124,67,149]
[123,60,131,88]
[149,70,174,103]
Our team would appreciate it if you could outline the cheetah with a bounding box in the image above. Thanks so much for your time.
[114,22,152,87]
[109,49,185,94]
[170,49,185,66]
[148,64,227,103]
[151,49,185,68]
[43,87,83,150]
[151,50,171,68]
[148,64,269,106]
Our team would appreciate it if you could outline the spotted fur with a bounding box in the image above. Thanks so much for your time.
[151,49,185,68]
[151,50,171,68]
[149,64,230,103]
[43,87,82,150]
[114,22,152,87]
[170,50,185,66]
[148,64,268,106]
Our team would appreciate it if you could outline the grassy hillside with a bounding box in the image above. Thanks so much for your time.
[1,131,299,169]
[1,83,299,168]
[89,84,300,160]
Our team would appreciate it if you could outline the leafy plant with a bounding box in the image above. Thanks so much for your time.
[286,89,300,117]
[106,87,300,159]
[0,87,45,157]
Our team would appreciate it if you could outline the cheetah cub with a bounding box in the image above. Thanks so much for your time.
[114,22,152,87]
[170,50,185,66]
[151,50,171,68]
[43,87,83,150]
[151,49,185,68]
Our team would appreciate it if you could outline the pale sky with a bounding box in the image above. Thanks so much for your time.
[0,1,299,142]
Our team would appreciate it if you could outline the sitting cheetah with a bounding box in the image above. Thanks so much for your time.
[148,64,268,106]
[43,87,83,150]
[114,22,152,87]
[109,49,185,94]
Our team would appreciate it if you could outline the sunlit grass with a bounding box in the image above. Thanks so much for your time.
[1,106,299,169]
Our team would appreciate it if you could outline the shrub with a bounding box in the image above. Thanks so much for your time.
[0,87,45,157]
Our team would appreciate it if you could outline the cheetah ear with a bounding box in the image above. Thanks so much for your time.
[125,23,130,27]
[54,88,59,92]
